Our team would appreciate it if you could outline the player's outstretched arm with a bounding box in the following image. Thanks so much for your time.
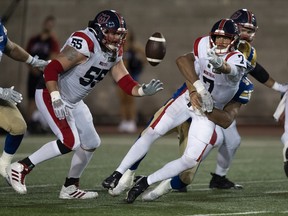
[4,38,48,69]
[111,60,163,97]
[250,62,288,93]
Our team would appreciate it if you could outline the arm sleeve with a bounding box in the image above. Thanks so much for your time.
[249,62,270,83]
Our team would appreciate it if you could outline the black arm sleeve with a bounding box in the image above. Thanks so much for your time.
[249,62,270,83]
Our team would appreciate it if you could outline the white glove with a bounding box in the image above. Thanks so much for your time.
[138,79,163,96]
[50,91,69,120]
[272,82,288,93]
[193,80,213,113]
[207,46,223,70]
[0,86,23,105]
[26,55,49,71]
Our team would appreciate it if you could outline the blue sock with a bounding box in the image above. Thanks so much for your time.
[129,154,146,170]
[4,134,24,154]
[170,175,188,190]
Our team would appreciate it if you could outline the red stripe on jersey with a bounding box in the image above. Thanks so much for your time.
[42,89,75,149]
[72,32,94,53]
[209,129,217,145]
[225,51,238,61]
[193,37,202,57]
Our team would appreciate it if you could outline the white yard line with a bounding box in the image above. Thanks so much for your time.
[185,211,271,216]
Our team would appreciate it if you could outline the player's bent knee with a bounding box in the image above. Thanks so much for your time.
[57,139,72,154]
[82,134,101,150]
[9,117,27,135]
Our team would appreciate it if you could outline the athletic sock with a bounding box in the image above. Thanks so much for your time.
[4,134,24,154]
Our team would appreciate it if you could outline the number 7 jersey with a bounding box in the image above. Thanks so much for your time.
[58,28,123,106]
[193,36,247,109]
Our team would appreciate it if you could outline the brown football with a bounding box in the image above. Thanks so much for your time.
[145,32,166,66]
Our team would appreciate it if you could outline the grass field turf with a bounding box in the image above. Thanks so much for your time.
[0,133,287,216]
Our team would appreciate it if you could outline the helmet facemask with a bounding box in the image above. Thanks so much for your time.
[101,28,127,52]
[238,24,257,43]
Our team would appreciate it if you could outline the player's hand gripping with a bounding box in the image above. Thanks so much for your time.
[50,91,69,120]
[207,46,223,71]
[27,55,49,71]
[272,82,288,93]
[193,80,213,112]
[0,86,23,105]
[138,79,163,96]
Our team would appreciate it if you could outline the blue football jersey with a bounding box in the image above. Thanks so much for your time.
[0,20,8,54]
[232,75,254,104]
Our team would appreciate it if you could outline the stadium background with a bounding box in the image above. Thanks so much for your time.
[0,0,287,126]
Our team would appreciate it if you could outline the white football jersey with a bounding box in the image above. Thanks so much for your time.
[58,28,122,105]
[193,36,246,109]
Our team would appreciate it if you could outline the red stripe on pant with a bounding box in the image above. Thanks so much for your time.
[42,89,75,149]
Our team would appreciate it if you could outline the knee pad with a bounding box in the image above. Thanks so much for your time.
[57,140,72,154]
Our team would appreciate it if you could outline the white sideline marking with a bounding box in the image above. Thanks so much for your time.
[185,211,270,216]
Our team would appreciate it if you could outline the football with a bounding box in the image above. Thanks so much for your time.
[145,32,166,66]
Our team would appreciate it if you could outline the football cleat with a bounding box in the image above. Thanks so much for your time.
[102,171,122,189]
[6,162,32,194]
[126,176,149,203]
[59,184,98,199]
[142,178,172,201]
[0,156,9,179]
[108,169,135,196]
[209,173,243,189]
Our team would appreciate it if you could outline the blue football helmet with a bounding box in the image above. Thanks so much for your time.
[210,19,240,55]
[230,9,258,42]
[88,10,127,52]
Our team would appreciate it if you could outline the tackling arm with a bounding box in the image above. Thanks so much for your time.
[205,100,242,129]
[250,62,288,93]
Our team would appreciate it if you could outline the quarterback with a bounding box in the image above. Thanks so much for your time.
[103,18,247,203]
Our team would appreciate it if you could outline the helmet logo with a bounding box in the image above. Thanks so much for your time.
[97,13,110,24]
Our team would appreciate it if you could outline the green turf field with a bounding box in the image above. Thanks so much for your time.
[0,133,287,216]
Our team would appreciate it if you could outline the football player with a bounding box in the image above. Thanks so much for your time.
[141,9,288,199]
[102,18,247,203]
[6,10,163,199]
[0,20,48,180]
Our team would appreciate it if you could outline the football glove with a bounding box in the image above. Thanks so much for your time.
[26,55,49,71]
[50,91,69,120]
[207,46,223,70]
[138,79,163,96]
[0,86,23,105]
[193,80,213,113]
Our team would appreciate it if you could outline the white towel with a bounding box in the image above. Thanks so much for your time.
[273,91,288,121]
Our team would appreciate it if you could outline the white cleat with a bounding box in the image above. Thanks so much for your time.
[6,162,31,194]
[108,169,135,196]
[59,185,98,199]
[142,178,172,201]
[0,157,9,179]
